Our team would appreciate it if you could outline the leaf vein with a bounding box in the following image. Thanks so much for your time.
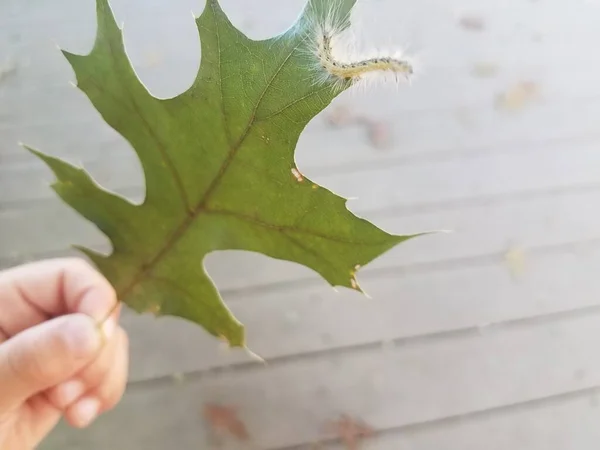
[213,3,231,144]
[207,208,395,246]
[117,32,309,298]
[255,86,331,122]
[279,230,341,275]
[106,34,191,213]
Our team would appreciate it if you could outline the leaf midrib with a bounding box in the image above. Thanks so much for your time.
[117,16,306,299]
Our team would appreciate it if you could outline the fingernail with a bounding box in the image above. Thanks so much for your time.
[64,314,102,358]
[56,379,85,407]
[74,397,100,427]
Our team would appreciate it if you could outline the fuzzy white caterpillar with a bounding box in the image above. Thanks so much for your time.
[297,0,414,90]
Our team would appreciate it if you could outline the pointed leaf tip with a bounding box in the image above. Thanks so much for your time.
[21,144,48,162]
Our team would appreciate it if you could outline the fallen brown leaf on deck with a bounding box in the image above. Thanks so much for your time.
[203,403,250,441]
[459,15,486,31]
[326,414,374,450]
[324,104,356,127]
[495,81,540,111]
[366,120,393,149]
[325,105,394,150]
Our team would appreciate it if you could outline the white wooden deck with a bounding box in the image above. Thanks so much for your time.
[3,0,600,448]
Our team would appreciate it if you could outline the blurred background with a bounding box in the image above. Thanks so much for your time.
[3,0,600,448]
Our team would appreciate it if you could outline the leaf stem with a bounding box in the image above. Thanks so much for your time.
[96,299,121,345]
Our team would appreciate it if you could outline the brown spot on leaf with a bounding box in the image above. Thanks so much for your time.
[203,403,249,441]
[326,414,374,450]
[459,15,486,31]
[145,303,161,314]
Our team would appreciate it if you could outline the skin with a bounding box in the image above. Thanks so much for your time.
[0,258,129,450]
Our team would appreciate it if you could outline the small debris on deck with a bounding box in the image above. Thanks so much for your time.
[0,58,17,84]
[325,414,374,450]
[203,403,250,441]
[495,81,540,111]
[471,62,500,78]
[325,105,394,150]
[458,15,486,31]
[504,246,527,279]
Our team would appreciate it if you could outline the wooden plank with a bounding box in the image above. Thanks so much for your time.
[4,94,600,174]
[2,0,600,170]
[118,245,600,382]
[0,0,297,33]
[4,54,600,128]
[5,187,600,382]
[6,0,600,449]
[0,0,200,29]
[4,0,600,167]
[2,175,600,284]
[4,0,600,143]
[314,390,600,450]
[3,0,600,72]
[39,312,600,449]
[3,131,600,207]
[0,120,123,165]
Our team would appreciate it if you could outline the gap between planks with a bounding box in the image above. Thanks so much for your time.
[2,232,600,298]
[124,296,600,391]
[273,384,600,450]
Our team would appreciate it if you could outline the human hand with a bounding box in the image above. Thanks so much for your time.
[0,258,129,450]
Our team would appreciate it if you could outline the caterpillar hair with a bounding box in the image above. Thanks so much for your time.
[297,0,415,91]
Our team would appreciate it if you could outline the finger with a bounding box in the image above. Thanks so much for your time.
[0,258,119,338]
[65,329,129,428]
[96,329,129,412]
[0,314,102,414]
[46,326,123,410]
[24,395,63,448]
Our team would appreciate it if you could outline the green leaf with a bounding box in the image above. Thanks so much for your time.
[24,0,423,348]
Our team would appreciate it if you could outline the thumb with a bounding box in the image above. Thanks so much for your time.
[0,313,102,413]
